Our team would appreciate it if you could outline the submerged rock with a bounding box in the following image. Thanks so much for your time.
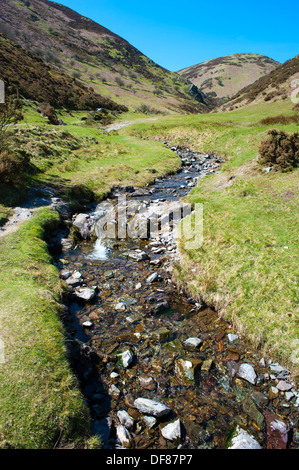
[174,358,198,384]
[264,411,289,449]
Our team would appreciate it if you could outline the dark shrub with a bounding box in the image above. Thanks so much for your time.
[259,129,299,171]
[0,149,31,185]
[36,102,59,125]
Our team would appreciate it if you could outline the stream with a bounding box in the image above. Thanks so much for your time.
[51,144,298,450]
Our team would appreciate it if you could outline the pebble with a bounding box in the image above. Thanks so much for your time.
[276,380,293,392]
[109,384,121,399]
[147,272,160,283]
[227,333,239,343]
[142,415,157,429]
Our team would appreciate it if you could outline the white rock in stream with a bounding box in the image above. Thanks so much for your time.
[237,363,257,385]
[228,426,262,449]
[142,416,157,429]
[117,410,134,429]
[116,425,131,448]
[184,337,202,349]
[161,419,181,442]
[117,349,134,368]
[74,287,96,302]
[227,333,239,343]
[146,272,160,283]
[115,302,126,311]
[134,398,171,417]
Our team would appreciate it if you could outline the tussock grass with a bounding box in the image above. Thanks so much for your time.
[175,168,299,373]
[0,208,95,448]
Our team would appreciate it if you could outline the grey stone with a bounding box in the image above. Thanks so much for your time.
[116,425,131,448]
[73,213,95,239]
[184,337,202,349]
[117,410,134,429]
[147,272,160,283]
[74,287,96,302]
[276,380,293,391]
[161,419,181,442]
[142,415,157,429]
[227,333,239,343]
[237,363,257,385]
[134,398,171,417]
[117,349,133,368]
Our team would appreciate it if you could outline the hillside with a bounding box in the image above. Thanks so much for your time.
[177,53,280,104]
[0,34,127,112]
[0,0,212,114]
[222,54,299,111]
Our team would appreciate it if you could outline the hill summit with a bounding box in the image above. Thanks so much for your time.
[177,53,280,104]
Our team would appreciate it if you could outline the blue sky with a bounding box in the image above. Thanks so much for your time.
[57,0,298,71]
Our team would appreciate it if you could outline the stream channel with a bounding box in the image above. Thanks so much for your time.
[51,144,298,450]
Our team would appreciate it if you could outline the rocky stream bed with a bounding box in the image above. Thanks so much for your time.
[47,145,298,450]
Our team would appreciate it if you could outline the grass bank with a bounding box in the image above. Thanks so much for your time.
[0,208,97,448]
[3,107,181,209]
[121,100,299,375]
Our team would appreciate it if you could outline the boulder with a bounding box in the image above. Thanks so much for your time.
[73,213,95,239]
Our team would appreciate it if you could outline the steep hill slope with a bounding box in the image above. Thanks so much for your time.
[0,34,127,112]
[0,0,211,113]
[177,53,280,104]
[222,54,299,111]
